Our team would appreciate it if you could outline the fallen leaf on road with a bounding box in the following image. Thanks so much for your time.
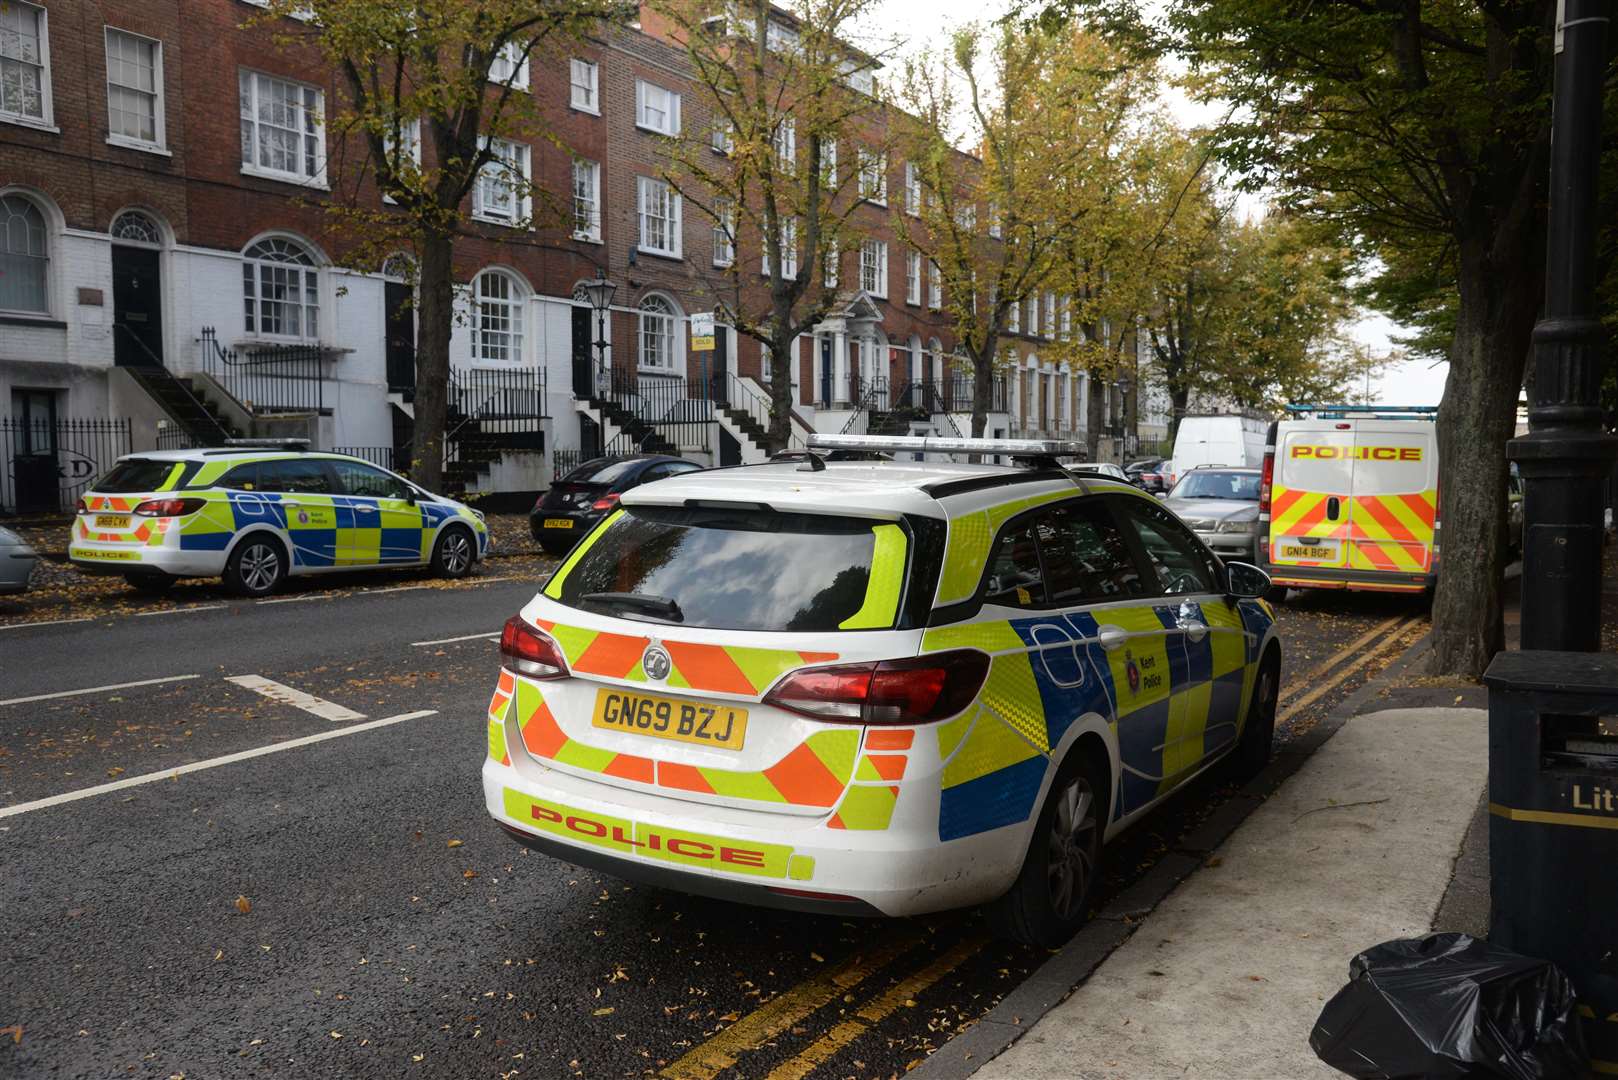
[329,1031,343,1039]
[810,952,825,962]
[593,1007,615,1016]
[463,870,478,879]
[214,949,223,961]
[106,767,124,778]
[446,839,464,848]
[235,895,252,914]
[1248,975,1265,982]
[1,1025,21,1045]
[412,1054,424,1062]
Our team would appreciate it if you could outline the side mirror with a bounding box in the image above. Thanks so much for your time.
[1225,561,1270,600]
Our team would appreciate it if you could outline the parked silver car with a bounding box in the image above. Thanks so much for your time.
[0,525,39,595]
[1163,467,1263,564]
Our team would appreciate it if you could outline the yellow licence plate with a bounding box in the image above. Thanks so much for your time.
[96,514,131,529]
[1281,544,1336,560]
[543,518,574,529]
[591,688,747,751]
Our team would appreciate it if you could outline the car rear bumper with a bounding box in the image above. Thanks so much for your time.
[529,510,604,543]
[1193,531,1261,560]
[68,541,225,578]
[1259,561,1434,593]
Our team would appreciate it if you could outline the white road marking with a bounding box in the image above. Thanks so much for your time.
[0,617,93,632]
[135,604,227,617]
[257,593,335,605]
[412,631,501,647]
[0,710,438,820]
[224,675,366,722]
[467,576,511,585]
[363,584,428,595]
[0,674,201,707]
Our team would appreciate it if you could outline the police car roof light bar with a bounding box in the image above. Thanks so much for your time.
[221,438,313,449]
[805,435,1085,469]
[1284,403,1438,419]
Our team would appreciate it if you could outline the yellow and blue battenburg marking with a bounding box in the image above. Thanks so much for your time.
[928,597,1275,842]
[177,490,467,568]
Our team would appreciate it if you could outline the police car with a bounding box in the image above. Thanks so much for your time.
[484,435,1281,945]
[69,442,489,596]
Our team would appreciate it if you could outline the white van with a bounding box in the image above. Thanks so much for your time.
[1258,406,1440,595]
[1167,415,1268,487]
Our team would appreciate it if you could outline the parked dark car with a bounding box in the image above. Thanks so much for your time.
[530,455,704,555]
[1124,457,1168,494]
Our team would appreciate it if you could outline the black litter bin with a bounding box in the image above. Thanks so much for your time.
[1485,649,1618,1072]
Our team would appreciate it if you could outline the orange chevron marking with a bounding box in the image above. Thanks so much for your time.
[603,753,655,784]
[865,729,915,750]
[575,631,650,679]
[657,762,715,794]
[666,641,755,696]
[763,743,844,807]
[521,699,568,759]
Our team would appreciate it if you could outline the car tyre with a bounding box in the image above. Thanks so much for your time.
[1228,653,1280,783]
[431,525,476,579]
[224,534,287,597]
[123,572,175,595]
[987,751,1106,948]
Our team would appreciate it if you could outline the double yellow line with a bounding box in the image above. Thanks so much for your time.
[1276,613,1423,723]
[662,613,1425,1080]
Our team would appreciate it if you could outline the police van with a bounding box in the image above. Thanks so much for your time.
[1259,405,1439,596]
[485,434,1282,946]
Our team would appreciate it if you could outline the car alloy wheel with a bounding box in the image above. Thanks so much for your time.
[442,530,472,574]
[1046,774,1100,921]
[239,542,281,594]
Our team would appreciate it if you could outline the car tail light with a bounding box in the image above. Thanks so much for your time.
[500,616,569,680]
[75,497,87,514]
[133,497,206,517]
[1259,452,1275,514]
[591,492,621,512]
[764,650,990,725]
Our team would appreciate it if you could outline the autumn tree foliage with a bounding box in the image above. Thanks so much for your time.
[254,0,626,491]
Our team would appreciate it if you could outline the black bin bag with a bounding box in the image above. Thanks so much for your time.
[1310,933,1589,1079]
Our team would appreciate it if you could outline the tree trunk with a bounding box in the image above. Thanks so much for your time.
[411,231,454,494]
[767,325,795,453]
[971,351,992,438]
[1085,369,1105,461]
[1168,387,1189,445]
[1427,234,1541,677]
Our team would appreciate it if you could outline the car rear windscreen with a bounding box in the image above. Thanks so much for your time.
[92,458,183,493]
[562,459,640,486]
[553,507,902,632]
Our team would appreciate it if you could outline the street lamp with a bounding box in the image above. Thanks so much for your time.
[1115,373,1133,454]
[577,275,617,393]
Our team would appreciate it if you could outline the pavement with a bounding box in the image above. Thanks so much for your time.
[969,705,1488,1079]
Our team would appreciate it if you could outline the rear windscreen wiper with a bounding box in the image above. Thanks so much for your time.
[580,592,684,622]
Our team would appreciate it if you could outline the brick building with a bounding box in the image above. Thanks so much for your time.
[0,0,1108,511]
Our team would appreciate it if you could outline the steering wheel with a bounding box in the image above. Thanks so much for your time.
[1166,572,1202,595]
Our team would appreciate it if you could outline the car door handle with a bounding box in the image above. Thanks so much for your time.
[1175,601,1209,643]
[1097,625,1129,651]
[355,503,378,514]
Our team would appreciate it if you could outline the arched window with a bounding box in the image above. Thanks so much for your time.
[110,209,162,246]
[0,195,49,314]
[638,294,676,371]
[242,237,319,339]
[471,270,523,363]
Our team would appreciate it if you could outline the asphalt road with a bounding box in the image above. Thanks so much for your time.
[0,572,1427,1080]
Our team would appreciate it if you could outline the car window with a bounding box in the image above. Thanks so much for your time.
[1115,499,1219,595]
[668,462,702,475]
[564,458,638,486]
[1036,502,1147,605]
[93,458,179,493]
[1172,472,1260,500]
[332,460,408,499]
[982,521,1046,608]
[220,463,260,491]
[555,507,904,632]
[638,463,676,483]
[258,459,334,495]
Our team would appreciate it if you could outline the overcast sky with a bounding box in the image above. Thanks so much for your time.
[853,0,1450,407]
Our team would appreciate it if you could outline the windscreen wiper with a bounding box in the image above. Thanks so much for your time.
[580,592,684,622]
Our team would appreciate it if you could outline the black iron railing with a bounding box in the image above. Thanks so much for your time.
[1,417,133,514]
[722,373,807,451]
[155,425,199,451]
[200,327,330,415]
[333,445,396,470]
[551,447,586,481]
[599,368,712,455]
[450,366,548,427]
[937,375,1007,414]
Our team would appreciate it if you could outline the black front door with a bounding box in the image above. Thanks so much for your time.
[712,328,729,405]
[111,246,163,367]
[385,281,416,395]
[571,306,594,399]
[9,388,59,513]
